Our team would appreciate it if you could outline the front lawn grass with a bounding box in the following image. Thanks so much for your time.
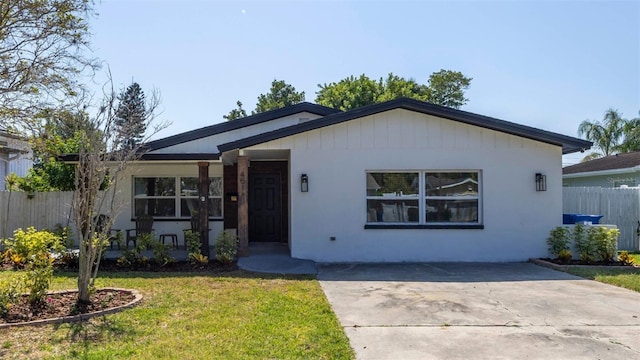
[565,267,640,293]
[0,270,354,359]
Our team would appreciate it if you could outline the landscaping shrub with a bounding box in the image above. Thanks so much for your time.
[591,227,619,262]
[55,250,80,269]
[50,223,73,248]
[214,231,238,265]
[2,228,63,305]
[573,224,596,263]
[4,227,63,260]
[185,230,207,266]
[618,251,635,266]
[547,226,571,258]
[557,249,572,264]
[117,234,151,268]
[0,275,24,318]
[150,236,175,267]
[24,253,55,305]
[190,253,209,268]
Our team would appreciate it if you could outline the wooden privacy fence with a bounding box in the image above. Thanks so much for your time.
[0,191,75,239]
[563,187,640,250]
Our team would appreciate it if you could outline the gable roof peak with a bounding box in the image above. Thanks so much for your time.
[145,102,340,151]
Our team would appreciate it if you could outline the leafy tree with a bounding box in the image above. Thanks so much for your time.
[618,111,640,153]
[254,79,305,114]
[21,110,90,191]
[224,101,248,121]
[377,73,429,103]
[315,70,472,111]
[0,0,97,132]
[578,109,628,159]
[426,70,472,108]
[115,82,148,149]
[72,79,167,306]
[224,80,304,121]
[315,74,382,111]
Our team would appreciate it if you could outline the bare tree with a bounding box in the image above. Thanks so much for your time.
[71,76,168,306]
[0,0,98,132]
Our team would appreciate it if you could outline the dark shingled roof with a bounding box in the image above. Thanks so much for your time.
[144,102,340,151]
[563,152,640,174]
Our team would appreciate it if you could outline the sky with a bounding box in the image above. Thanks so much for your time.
[88,0,639,166]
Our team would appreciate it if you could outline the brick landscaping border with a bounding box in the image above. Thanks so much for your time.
[0,287,143,329]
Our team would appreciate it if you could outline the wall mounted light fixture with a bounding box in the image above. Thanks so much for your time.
[535,173,547,192]
[301,174,309,192]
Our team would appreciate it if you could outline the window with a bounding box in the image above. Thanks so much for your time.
[133,177,222,218]
[366,171,481,225]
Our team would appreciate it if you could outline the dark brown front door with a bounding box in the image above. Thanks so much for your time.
[249,173,281,242]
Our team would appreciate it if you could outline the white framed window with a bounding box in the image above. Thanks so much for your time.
[366,171,481,225]
[133,177,223,219]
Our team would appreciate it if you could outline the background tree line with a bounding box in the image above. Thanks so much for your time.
[224,70,472,120]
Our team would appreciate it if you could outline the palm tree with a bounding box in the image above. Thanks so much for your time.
[618,111,640,153]
[577,109,627,160]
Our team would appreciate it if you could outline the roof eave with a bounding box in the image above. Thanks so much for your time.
[563,166,640,178]
[144,102,340,152]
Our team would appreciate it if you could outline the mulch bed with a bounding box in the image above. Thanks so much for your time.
[93,259,238,273]
[1,289,136,325]
[1,259,238,326]
[540,258,636,266]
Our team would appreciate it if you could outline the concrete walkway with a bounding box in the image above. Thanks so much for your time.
[318,262,640,359]
[237,243,317,275]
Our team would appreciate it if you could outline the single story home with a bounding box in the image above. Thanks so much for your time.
[563,152,640,187]
[107,98,592,262]
[0,128,33,190]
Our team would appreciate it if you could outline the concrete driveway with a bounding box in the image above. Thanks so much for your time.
[317,263,640,359]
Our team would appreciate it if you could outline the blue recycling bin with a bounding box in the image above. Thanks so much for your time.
[563,213,604,225]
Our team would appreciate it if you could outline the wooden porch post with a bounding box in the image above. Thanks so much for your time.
[237,155,249,256]
[198,162,210,257]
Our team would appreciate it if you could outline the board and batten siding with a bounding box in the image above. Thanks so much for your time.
[247,108,563,262]
[151,112,324,154]
[563,171,640,188]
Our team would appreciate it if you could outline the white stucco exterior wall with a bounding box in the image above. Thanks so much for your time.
[247,109,563,262]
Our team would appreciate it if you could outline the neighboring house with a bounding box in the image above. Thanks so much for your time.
[0,128,33,190]
[98,98,592,262]
[563,152,640,187]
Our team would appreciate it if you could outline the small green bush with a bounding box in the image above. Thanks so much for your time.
[3,228,62,306]
[185,230,201,255]
[117,234,151,268]
[24,253,54,305]
[214,231,238,265]
[150,238,175,267]
[55,250,79,269]
[0,275,24,318]
[50,223,73,248]
[190,253,209,268]
[4,227,64,260]
[185,230,207,266]
[557,249,572,264]
[573,224,596,263]
[591,227,618,262]
[547,226,571,258]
